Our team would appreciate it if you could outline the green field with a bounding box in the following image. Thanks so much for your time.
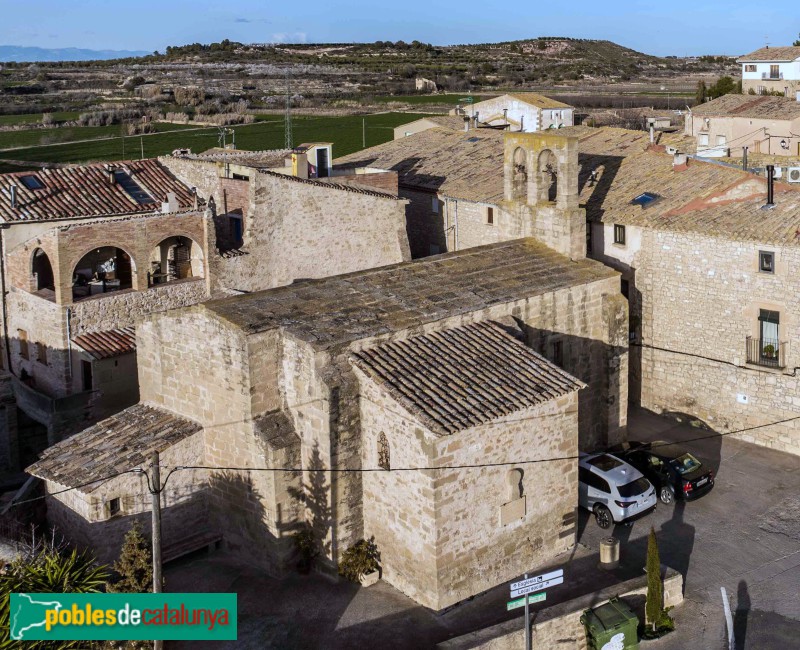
[0,111,81,126]
[374,94,490,105]
[0,113,432,170]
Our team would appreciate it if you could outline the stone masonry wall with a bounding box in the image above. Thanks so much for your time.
[212,172,411,293]
[357,368,438,606]
[635,229,800,454]
[433,393,579,610]
[44,431,207,564]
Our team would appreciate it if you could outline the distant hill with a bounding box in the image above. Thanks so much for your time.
[0,46,149,62]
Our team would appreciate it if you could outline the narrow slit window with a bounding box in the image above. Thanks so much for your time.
[614,224,626,245]
[759,251,774,274]
[486,206,494,225]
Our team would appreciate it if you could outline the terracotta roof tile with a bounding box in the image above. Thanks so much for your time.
[352,321,584,435]
[0,159,195,222]
[691,95,800,120]
[738,46,800,62]
[72,327,136,360]
[204,238,618,348]
[27,404,201,491]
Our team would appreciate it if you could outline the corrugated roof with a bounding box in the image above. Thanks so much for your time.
[352,321,584,436]
[27,404,202,492]
[72,327,136,360]
[0,159,195,222]
[203,237,618,348]
[690,95,800,121]
[738,46,800,62]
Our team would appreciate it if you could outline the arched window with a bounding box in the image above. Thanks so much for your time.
[507,468,524,501]
[72,246,134,301]
[31,248,54,292]
[378,432,390,471]
[538,150,558,203]
[148,236,204,287]
[512,147,528,201]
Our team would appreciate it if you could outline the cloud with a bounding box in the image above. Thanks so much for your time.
[270,31,307,44]
[235,17,270,24]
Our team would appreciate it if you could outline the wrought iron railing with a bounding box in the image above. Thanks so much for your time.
[762,72,784,80]
[746,337,786,368]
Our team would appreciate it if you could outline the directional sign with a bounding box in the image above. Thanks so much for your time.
[458,96,474,103]
[511,569,564,592]
[507,592,546,611]
[511,576,563,598]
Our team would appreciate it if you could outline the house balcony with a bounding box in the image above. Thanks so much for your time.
[745,337,786,369]
[762,72,784,80]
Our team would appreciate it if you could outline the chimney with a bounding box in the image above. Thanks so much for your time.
[672,151,688,171]
[464,116,470,132]
[766,164,775,206]
[106,164,116,185]
[742,146,748,171]
[10,184,17,209]
[503,108,508,125]
[191,187,198,210]
[520,115,524,132]
[162,191,179,214]
[649,124,655,144]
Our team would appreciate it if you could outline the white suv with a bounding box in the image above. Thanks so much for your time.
[578,453,657,529]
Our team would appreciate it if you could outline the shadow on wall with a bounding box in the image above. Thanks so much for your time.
[288,442,334,569]
[515,323,628,451]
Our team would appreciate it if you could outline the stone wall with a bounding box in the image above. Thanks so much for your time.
[439,569,684,650]
[634,230,800,454]
[212,172,411,292]
[44,431,207,564]
[401,187,448,258]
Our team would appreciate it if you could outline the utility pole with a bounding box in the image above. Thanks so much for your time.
[523,573,531,650]
[285,70,293,150]
[151,451,163,650]
[140,137,144,160]
[362,118,366,149]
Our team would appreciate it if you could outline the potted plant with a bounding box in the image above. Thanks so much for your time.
[338,536,381,586]
[293,526,319,575]
[762,344,776,359]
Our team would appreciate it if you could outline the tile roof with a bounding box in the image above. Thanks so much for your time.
[336,125,694,204]
[336,127,506,202]
[505,93,574,109]
[690,95,800,120]
[169,147,292,169]
[351,321,584,436]
[579,147,800,244]
[0,160,196,223]
[27,404,202,492]
[72,327,136,360]
[204,237,618,349]
[738,46,800,61]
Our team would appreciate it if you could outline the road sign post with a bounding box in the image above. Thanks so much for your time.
[509,568,565,650]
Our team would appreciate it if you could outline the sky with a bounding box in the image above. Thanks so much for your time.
[2,0,798,57]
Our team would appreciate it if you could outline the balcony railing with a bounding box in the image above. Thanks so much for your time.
[762,72,784,80]
[746,337,786,369]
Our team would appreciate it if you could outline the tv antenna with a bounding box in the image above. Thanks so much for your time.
[285,70,293,150]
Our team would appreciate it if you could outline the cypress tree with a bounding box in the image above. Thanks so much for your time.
[645,526,663,632]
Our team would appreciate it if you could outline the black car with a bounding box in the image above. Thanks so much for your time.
[614,441,714,504]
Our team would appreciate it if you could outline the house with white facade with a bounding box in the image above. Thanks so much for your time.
[451,93,574,132]
[738,46,800,97]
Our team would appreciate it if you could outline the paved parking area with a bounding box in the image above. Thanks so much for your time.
[579,408,800,650]
[165,408,800,649]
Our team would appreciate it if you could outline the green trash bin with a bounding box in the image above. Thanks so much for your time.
[580,596,639,650]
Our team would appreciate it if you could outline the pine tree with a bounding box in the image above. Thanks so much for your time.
[645,526,663,632]
[108,521,153,593]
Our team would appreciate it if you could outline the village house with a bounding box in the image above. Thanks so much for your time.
[450,93,575,132]
[685,94,800,158]
[0,145,411,479]
[738,45,800,97]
